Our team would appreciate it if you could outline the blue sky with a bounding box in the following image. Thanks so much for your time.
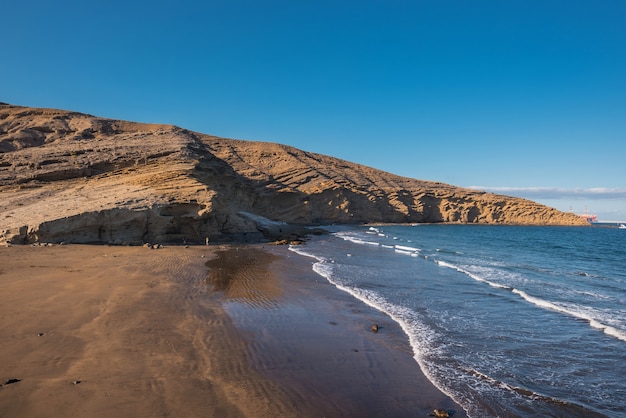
[3,1,626,221]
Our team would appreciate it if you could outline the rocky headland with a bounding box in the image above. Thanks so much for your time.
[0,103,588,245]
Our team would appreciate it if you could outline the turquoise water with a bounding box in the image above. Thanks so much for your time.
[291,225,626,417]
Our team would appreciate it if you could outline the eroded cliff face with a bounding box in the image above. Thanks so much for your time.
[0,104,588,245]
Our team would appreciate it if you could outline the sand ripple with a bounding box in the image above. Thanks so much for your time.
[204,248,283,308]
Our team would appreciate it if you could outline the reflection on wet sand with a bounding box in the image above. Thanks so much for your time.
[205,247,283,307]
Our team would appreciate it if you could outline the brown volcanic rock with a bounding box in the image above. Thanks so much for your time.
[0,104,588,245]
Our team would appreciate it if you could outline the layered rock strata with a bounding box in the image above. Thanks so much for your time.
[0,104,588,245]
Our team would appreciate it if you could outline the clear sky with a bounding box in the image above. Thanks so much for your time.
[3,1,626,221]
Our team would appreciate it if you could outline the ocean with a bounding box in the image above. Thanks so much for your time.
[290,224,626,417]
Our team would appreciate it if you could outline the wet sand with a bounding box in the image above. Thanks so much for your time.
[0,244,466,417]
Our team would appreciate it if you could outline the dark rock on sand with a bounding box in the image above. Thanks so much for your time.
[3,378,21,386]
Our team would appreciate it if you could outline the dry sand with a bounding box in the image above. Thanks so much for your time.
[0,244,466,417]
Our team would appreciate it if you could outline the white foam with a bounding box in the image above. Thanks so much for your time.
[435,257,626,343]
[512,289,626,343]
[312,260,333,280]
[336,232,380,246]
[436,260,510,289]
[303,257,467,414]
[288,245,322,261]
[575,289,613,301]
[394,249,413,256]
[599,324,626,341]
[395,244,420,253]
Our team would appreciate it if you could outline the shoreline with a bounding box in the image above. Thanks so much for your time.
[0,243,466,417]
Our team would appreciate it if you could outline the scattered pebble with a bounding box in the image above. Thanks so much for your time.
[72,380,81,385]
[371,324,379,333]
[37,332,45,337]
[3,378,21,386]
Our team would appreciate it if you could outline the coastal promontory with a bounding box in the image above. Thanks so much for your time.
[0,104,588,245]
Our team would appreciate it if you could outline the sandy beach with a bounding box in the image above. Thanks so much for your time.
[0,243,465,417]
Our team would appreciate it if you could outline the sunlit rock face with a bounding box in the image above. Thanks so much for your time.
[0,104,588,245]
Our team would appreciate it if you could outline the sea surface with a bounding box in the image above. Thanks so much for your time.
[291,224,626,417]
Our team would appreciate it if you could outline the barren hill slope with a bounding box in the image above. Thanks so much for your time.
[0,104,588,245]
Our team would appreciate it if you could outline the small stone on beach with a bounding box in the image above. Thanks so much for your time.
[3,378,21,386]
[371,324,379,333]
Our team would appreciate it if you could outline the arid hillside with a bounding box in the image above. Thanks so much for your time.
[0,104,588,245]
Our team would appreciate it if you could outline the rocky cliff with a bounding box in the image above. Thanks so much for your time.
[0,104,588,245]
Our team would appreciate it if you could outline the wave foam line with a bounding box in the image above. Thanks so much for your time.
[395,244,420,253]
[512,289,626,343]
[288,245,322,261]
[435,258,626,343]
[297,255,469,416]
[336,233,380,246]
[436,260,511,290]
[460,366,577,407]
[394,249,414,256]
